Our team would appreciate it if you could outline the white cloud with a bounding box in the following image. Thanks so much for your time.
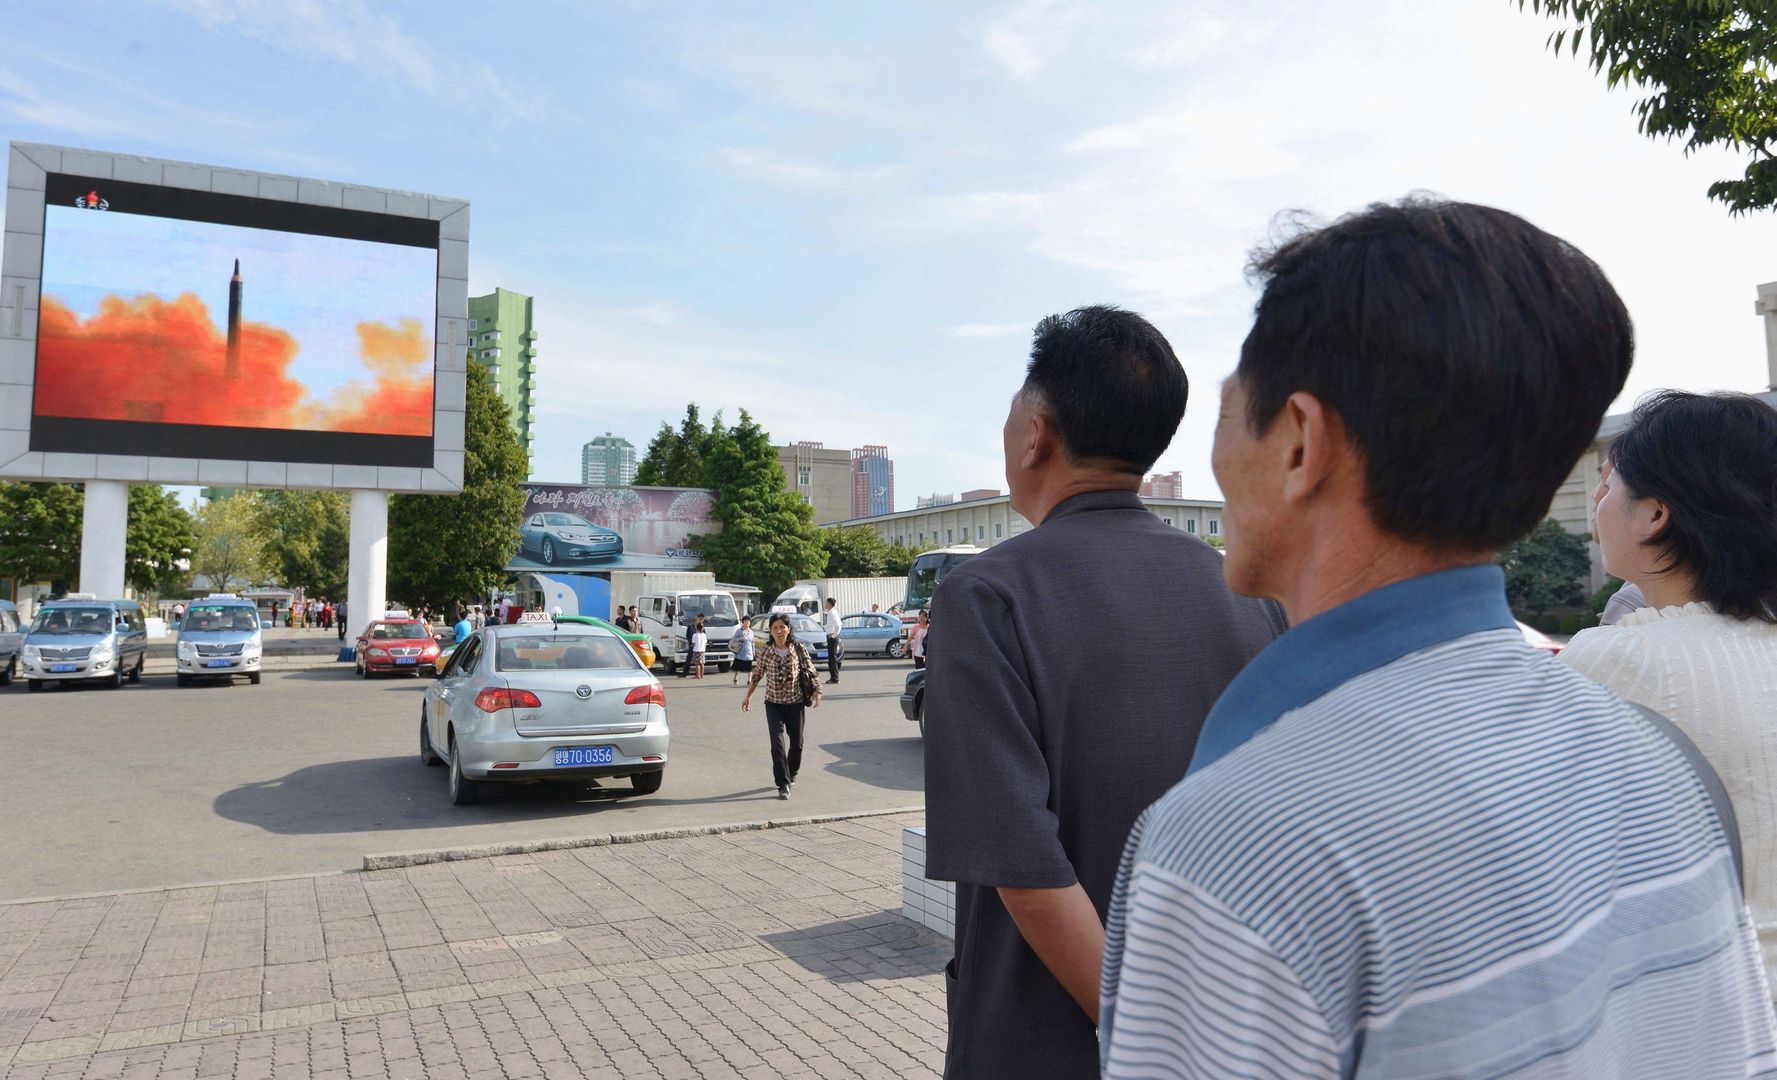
[716,147,897,189]
[980,0,1091,78]
[691,31,906,124]
[946,323,1031,339]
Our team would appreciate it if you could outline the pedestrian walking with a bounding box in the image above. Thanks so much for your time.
[1097,199,1776,1076]
[453,609,474,646]
[821,597,842,684]
[908,608,930,669]
[689,614,707,680]
[741,613,822,799]
[1563,389,1777,990]
[923,304,1284,1079]
[730,616,755,685]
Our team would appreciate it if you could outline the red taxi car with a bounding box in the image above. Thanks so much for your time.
[354,618,441,677]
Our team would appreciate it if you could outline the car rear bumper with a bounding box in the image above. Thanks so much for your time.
[458,722,670,781]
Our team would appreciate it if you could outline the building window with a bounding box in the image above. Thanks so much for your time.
[946,529,953,543]
[1162,517,1173,526]
[468,318,478,330]
[994,523,1003,539]
[919,532,926,544]
[1186,519,1197,534]
[1208,519,1220,535]
[798,467,811,486]
[802,493,812,506]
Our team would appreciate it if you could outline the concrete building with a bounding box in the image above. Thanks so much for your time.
[844,491,1225,551]
[467,288,538,465]
[776,442,854,525]
[959,488,1000,502]
[581,433,637,486]
[915,493,955,508]
[851,446,894,519]
[1141,471,1184,498]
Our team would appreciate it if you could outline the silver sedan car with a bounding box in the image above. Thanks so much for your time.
[421,620,669,805]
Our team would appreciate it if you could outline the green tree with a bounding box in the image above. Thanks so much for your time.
[1498,518,1592,615]
[255,490,349,599]
[694,410,826,597]
[818,527,900,577]
[125,485,196,601]
[389,360,528,612]
[634,404,727,487]
[0,481,83,591]
[193,494,267,593]
[1519,1,1777,212]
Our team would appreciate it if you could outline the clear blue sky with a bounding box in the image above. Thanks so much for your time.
[4,1,1775,507]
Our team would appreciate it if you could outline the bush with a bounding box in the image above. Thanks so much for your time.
[1558,613,1599,635]
[1590,577,1626,614]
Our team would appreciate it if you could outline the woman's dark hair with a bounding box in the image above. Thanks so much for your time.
[1239,196,1633,551]
[1024,305,1187,473]
[1608,390,1777,622]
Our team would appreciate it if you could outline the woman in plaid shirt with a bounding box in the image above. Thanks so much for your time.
[741,613,823,800]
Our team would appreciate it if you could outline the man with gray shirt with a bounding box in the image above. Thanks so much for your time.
[923,306,1284,1078]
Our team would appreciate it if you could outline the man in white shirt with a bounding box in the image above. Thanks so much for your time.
[821,597,842,684]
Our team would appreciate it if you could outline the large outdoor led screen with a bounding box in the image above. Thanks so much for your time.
[30,173,439,466]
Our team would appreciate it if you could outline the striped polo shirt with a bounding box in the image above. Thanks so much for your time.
[1100,565,1777,1077]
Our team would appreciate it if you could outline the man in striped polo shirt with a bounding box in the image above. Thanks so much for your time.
[1098,199,1777,1077]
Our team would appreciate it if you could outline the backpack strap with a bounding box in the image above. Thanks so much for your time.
[1632,703,1744,891]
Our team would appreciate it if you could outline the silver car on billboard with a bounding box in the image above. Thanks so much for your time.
[421,617,668,805]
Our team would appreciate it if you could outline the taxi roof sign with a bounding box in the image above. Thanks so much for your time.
[517,611,555,624]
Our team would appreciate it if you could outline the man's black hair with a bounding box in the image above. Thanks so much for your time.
[1609,390,1777,622]
[1024,305,1188,473]
[1239,196,1633,551]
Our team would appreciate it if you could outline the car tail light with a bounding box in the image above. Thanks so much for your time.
[625,683,666,707]
[475,688,543,712]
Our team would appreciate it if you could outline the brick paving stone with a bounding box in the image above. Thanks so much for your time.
[0,812,946,1079]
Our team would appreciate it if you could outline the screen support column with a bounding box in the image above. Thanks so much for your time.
[79,479,127,599]
[348,490,388,636]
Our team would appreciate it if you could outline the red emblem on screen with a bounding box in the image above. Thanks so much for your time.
[74,190,109,211]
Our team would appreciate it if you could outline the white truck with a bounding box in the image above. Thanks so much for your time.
[774,577,905,617]
[609,571,716,621]
[636,588,742,675]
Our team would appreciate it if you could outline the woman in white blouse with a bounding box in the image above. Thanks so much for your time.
[1563,390,1777,986]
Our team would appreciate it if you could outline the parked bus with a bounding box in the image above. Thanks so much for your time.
[902,544,983,613]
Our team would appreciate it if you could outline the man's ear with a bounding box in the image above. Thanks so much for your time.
[1280,392,1344,505]
[1024,409,1060,471]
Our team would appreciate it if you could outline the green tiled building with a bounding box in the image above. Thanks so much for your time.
[466,288,538,466]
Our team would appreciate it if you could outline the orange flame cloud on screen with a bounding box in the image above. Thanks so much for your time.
[34,294,433,436]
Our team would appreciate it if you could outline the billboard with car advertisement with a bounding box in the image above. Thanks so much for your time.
[507,482,717,572]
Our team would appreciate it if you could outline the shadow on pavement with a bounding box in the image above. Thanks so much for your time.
[213,756,788,834]
[760,912,949,983]
[818,738,923,792]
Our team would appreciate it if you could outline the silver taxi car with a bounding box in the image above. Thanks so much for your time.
[175,594,264,686]
[421,617,669,805]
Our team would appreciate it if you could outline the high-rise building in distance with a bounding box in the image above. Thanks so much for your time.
[851,445,894,518]
[581,433,637,486]
[916,493,956,509]
[466,288,537,467]
[1140,471,1184,499]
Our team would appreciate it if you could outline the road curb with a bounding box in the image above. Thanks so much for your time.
[0,868,352,908]
[361,804,926,870]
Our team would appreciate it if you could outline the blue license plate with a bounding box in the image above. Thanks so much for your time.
[205,659,232,668]
[395,657,417,665]
[48,663,75,673]
[552,746,614,767]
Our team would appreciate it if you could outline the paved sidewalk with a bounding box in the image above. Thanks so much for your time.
[0,812,948,1079]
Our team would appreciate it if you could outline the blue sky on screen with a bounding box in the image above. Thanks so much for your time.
[2,1,1775,506]
[40,207,436,399]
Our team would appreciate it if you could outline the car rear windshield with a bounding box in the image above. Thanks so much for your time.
[369,622,427,640]
[497,634,638,671]
[29,607,113,634]
[182,605,259,632]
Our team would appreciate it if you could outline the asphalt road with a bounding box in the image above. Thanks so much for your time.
[0,657,925,899]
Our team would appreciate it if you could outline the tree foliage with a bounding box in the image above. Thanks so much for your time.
[694,410,826,597]
[1520,0,1777,211]
[1498,518,1592,615]
[125,484,196,600]
[255,490,349,599]
[389,360,528,613]
[0,482,83,590]
[193,494,267,593]
[817,528,920,578]
[634,404,725,487]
